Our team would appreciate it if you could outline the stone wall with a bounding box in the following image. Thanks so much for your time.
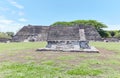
[104,37,119,42]
[46,41,90,51]
[84,26,101,41]
[47,26,80,41]
[12,25,49,42]
[0,38,10,43]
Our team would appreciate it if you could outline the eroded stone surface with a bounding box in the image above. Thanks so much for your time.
[37,25,99,52]
[12,25,101,42]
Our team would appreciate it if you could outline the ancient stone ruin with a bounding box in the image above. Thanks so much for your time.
[0,38,10,43]
[12,25,49,42]
[103,37,119,42]
[12,24,100,52]
[37,25,99,52]
[12,25,101,42]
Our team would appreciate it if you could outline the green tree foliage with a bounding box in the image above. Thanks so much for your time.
[115,33,120,38]
[51,21,73,26]
[6,32,14,37]
[114,30,120,39]
[110,31,115,37]
[71,20,107,32]
[118,30,120,33]
[99,30,110,38]
[51,20,107,31]
[51,20,107,32]
[107,30,118,37]
[0,32,11,39]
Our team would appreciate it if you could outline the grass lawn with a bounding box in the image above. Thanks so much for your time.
[0,41,120,78]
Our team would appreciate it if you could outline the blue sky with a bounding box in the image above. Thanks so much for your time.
[0,0,120,33]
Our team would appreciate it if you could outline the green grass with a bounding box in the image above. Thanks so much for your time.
[90,41,120,52]
[0,62,65,78]
[67,67,102,76]
[83,59,103,65]
[0,42,120,78]
[0,42,46,53]
[0,42,47,53]
[41,60,55,65]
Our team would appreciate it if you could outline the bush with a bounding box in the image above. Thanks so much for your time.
[115,33,120,38]
[0,32,11,39]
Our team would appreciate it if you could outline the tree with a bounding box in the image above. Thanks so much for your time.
[99,30,110,38]
[51,20,107,31]
[51,21,73,26]
[6,32,14,37]
[71,20,107,32]
[0,32,11,39]
[115,33,120,39]
[108,31,118,37]
[110,31,115,37]
[118,30,120,33]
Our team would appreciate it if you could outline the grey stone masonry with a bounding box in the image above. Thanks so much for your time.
[37,25,99,52]
[12,24,101,42]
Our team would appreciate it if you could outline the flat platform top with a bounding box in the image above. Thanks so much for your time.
[47,26,82,41]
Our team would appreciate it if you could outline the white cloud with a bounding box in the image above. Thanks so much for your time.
[0,0,26,33]
[0,24,23,33]
[0,16,14,24]
[18,18,27,22]
[0,16,23,33]
[11,11,25,16]
[0,19,14,24]
[8,0,24,9]
[104,24,120,30]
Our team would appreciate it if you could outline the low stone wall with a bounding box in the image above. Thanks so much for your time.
[104,38,119,42]
[46,41,90,51]
[0,38,10,43]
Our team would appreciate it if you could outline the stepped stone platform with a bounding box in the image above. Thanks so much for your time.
[12,24,101,42]
[12,24,99,52]
[37,25,99,53]
[37,46,99,53]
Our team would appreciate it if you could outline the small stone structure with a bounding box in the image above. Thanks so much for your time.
[37,25,99,52]
[0,38,10,43]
